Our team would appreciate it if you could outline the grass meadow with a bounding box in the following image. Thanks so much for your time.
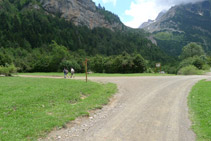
[0,77,117,140]
[188,80,211,141]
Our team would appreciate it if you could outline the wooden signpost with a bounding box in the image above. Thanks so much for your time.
[156,63,161,73]
[84,58,88,83]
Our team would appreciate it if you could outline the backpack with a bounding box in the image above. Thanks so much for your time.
[71,68,74,73]
[64,69,68,73]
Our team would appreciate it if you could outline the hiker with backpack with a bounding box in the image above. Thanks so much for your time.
[63,68,69,78]
[71,68,75,78]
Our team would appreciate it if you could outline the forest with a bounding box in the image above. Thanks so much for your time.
[0,0,176,73]
[0,0,210,75]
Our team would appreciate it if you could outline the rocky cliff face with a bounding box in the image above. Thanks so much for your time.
[139,10,167,29]
[140,7,178,33]
[40,0,123,30]
[139,19,155,29]
[140,0,211,33]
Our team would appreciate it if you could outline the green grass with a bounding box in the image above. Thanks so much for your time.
[17,72,175,77]
[0,77,117,141]
[188,80,211,141]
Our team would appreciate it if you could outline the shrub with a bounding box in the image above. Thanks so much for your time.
[60,60,81,72]
[180,42,205,60]
[0,52,12,66]
[178,56,206,71]
[0,66,9,76]
[193,57,205,69]
[89,55,104,73]
[202,64,210,70]
[167,66,178,74]
[0,64,17,76]
[177,65,200,75]
[162,65,178,74]
[178,57,195,70]
[145,68,154,73]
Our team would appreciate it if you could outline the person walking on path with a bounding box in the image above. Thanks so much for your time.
[63,68,68,79]
[71,68,75,78]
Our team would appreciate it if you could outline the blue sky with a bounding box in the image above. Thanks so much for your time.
[92,0,205,28]
[93,0,133,25]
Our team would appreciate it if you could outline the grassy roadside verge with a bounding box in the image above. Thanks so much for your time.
[0,77,117,140]
[17,72,175,77]
[188,80,211,141]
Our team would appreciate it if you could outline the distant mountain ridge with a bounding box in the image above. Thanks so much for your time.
[139,19,155,29]
[140,0,211,56]
[139,10,166,29]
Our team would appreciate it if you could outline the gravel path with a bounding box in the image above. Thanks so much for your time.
[22,75,210,141]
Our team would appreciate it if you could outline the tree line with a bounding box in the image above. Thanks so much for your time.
[0,0,174,74]
[0,41,147,73]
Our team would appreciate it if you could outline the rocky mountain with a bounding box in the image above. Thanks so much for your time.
[139,10,166,29]
[155,10,167,20]
[140,0,211,56]
[0,0,173,73]
[139,19,155,29]
[40,0,124,30]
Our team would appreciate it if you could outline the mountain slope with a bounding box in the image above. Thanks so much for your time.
[40,0,124,30]
[0,0,174,73]
[140,0,211,56]
[1,0,124,30]
[139,10,166,29]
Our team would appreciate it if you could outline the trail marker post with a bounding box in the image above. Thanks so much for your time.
[84,58,88,83]
[156,63,161,73]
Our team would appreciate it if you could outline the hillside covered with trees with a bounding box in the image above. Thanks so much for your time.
[0,0,178,74]
[141,0,211,56]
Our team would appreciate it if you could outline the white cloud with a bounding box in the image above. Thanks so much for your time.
[124,0,167,28]
[124,0,205,28]
[155,0,205,5]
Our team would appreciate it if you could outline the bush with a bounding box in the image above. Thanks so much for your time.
[178,56,207,71]
[177,65,200,75]
[180,42,205,60]
[0,64,17,76]
[162,65,178,74]
[193,57,205,69]
[89,55,104,73]
[178,57,195,70]
[145,68,154,73]
[166,66,178,74]
[60,60,81,73]
[0,52,12,66]
[202,64,210,70]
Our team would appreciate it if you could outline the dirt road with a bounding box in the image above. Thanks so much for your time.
[34,75,210,141]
